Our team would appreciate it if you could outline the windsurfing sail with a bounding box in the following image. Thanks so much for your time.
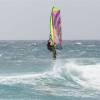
[49,6,62,49]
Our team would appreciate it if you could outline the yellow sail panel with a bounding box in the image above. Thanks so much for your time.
[50,13,55,45]
[52,7,60,12]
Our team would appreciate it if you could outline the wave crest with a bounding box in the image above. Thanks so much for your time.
[0,60,100,96]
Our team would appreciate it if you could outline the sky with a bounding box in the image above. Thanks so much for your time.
[0,0,100,40]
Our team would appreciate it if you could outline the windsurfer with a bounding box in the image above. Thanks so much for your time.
[47,40,56,58]
[47,39,54,50]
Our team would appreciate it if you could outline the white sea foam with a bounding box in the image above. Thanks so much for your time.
[86,45,96,47]
[0,54,2,57]
[0,60,100,93]
[75,42,82,45]
[53,61,100,90]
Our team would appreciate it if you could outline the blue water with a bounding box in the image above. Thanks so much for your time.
[0,40,100,100]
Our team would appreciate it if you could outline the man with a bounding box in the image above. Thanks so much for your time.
[47,39,56,58]
[47,39,54,51]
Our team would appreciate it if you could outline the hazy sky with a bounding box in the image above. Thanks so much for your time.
[0,0,100,40]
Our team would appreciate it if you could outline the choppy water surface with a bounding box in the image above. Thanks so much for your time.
[0,40,100,100]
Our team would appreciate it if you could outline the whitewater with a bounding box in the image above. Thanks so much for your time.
[0,40,100,100]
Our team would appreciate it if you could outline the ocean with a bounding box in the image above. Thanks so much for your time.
[0,40,100,100]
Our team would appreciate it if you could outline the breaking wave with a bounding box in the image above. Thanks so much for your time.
[0,60,100,97]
